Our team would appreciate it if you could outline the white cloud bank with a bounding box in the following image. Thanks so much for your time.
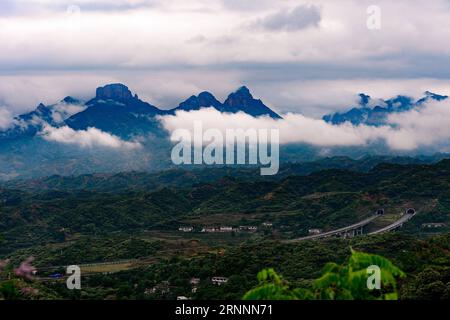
[41,125,141,149]
[50,101,87,123]
[0,107,13,130]
[159,99,450,152]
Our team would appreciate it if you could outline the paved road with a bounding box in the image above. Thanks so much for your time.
[287,215,380,242]
[34,211,417,281]
[287,210,416,242]
[368,213,416,235]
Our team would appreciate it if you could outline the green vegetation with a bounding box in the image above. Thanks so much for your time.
[243,250,405,300]
[1,160,449,257]
[0,159,449,300]
[1,233,445,300]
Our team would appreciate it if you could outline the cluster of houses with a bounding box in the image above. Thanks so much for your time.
[190,277,200,293]
[178,226,194,232]
[308,228,323,235]
[145,281,171,295]
[146,276,229,300]
[422,223,446,229]
[211,277,229,285]
[202,226,259,233]
[178,223,273,234]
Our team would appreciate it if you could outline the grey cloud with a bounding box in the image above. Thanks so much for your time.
[65,1,158,12]
[0,1,16,16]
[0,0,44,16]
[254,5,321,31]
[0,0,158,16]
[186,35,208,44]
[220,0,274,11]
[1,0,450,120]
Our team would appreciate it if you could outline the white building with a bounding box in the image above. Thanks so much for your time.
[309,229,322,235]
[212,277,229,285]
[422,223,445,228]
[239,226,258,232]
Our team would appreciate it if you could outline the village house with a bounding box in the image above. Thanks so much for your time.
[201,227,217,233]
[190,278,200,293]
[201,226,235,233]
[145,281,171,295]
[239,226,258,232]
[211,277,229,286]
[219,226,233,232]
[309,229,322,235]
[422,223,446,228]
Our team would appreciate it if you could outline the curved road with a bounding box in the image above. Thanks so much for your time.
[368,212,416,235]
[34,211,417,281]
[287,210,416,242]
[287,214,380,242]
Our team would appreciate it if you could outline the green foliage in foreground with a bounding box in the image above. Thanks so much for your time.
[243,250,405,300]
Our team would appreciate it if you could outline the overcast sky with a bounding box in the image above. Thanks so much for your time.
[1,0,450,119]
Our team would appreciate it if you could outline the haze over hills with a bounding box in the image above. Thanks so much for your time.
[3,155,449,193]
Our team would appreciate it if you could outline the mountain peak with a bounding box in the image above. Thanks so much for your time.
[61,96,81,104]
[176,91,222,112]
[324,91,449,126]
[197,91,216,100]
[223,86,281,119]
[424,91,448,100]
[230,86,254,100]
[358,93,371,106]
[225,86,252,104]
[37,103,47,110]
[236,86,251,95]
[95,83,134,101]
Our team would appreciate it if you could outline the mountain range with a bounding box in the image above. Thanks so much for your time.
[323,91,448,126]
[0,84,449,180]
[1,83,280,141]
[3,83,447,141]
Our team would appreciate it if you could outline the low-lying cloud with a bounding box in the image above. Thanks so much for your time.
[50,102,87,123]
[159,99,450,152]
[0,107,13,130]
[41,125,141,149]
